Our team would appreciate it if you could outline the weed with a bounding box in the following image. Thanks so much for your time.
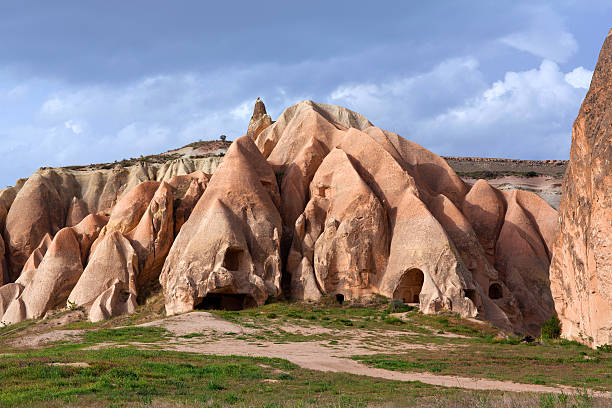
[541,316,562,339]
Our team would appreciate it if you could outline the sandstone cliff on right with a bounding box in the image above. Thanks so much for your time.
[550,30,612,348]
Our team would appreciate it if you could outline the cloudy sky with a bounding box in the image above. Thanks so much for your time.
[0,1,609,187]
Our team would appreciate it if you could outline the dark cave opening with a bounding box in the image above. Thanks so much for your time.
[489,283,503,299]
[195,293,255,311]
[222,247,242,271]
[393,269,424,304]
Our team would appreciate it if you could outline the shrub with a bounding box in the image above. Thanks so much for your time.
[541,316,561,339]
[596,344,612,353]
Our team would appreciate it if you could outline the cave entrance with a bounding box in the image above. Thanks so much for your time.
[195,293,255,311]
[489,283,503,299]
[222,247,242,271]
[335,294,345,304]
[464,289,477,303]
[393,269,424,304]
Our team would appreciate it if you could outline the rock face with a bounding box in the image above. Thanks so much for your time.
[160,136,282,315]
[247,97,273,139]
[250,99,556,334]
[2,155,223,278]
[0,170,210,324]
[0,99,560,337]
[550,31,612,347]
[1,214,107,324]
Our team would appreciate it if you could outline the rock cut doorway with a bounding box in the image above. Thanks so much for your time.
[393,268,424,304]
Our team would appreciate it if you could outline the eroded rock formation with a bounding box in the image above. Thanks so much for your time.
[246,100,556,334]
[160,136,283,314]
[550,31,612,347]
[0,99,560,336]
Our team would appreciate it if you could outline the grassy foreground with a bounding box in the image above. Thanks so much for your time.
[0,342,603,408]
[0,297,610,407]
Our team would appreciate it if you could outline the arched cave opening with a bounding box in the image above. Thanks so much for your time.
[335,294,345,304]
[393,268,424,304]
[222,247,242,271]
[195,293,256,311]
[489,283,503,299]
[464,289,476,303]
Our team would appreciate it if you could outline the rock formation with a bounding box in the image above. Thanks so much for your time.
[247,97,273,139]
[249,99,555,335]
[550,30,612,347]
[160,136,283,315]
[0,99,560,337]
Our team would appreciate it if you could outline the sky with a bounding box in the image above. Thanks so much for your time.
[0,1,610,187]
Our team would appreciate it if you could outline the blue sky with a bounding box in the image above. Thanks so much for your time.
[0,1,609,187]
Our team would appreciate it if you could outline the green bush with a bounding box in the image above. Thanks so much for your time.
[541,316,561,339]
[596,344,612,353]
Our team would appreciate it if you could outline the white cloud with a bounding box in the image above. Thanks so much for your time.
[41,98,64,115]
[230,101,252,120]
[329,57,487,129]
[499,6,578,63]
[64,120,83,134]
[329,58,589,159]
[564,66,593,89]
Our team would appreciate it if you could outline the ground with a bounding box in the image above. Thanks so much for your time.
[0,296,610,407]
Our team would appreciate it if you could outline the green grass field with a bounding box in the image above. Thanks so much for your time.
[0,297,610,407]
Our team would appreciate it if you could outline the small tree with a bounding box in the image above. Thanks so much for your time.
[541,315,561,339]
[220,134,227,142]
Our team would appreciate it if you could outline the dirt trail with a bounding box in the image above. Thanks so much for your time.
[140,312,612,397]
[12,311,610,397]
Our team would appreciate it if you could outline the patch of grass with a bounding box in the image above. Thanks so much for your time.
[352,338,612,391]
[208,298,493,339]
[180,332,205,338]
[83,326,170,344]
[0,344,582,408]
[353,355,449,373]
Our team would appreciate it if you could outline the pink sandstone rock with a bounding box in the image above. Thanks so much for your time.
[68,231,138,309]
[550,30,612,347]
[126,182,174,291]
[160,136,282,315]
[14,228,83,321]
[247,97,273,139]
[88,280,137,323]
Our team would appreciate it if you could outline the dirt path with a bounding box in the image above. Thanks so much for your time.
[163,340,602,396]
[139,312,612,397]
[13,311,610,397]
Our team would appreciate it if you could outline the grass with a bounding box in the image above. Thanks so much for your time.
[1,299,610,406]
[0,344,607,408]
[82,326,171,344]
[352,337,612,391]
[209,296,498,341]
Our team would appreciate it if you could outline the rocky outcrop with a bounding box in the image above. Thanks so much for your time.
[0,167,210,324]
[550,30,612,348]
[0,98,560,336]
[68,231,138,309]
[247,97,273,139]
[160,136,282,315]
[0,214,107,324]
[253,99,556,334]
[3,155,223,279]
[126,182,174,291]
